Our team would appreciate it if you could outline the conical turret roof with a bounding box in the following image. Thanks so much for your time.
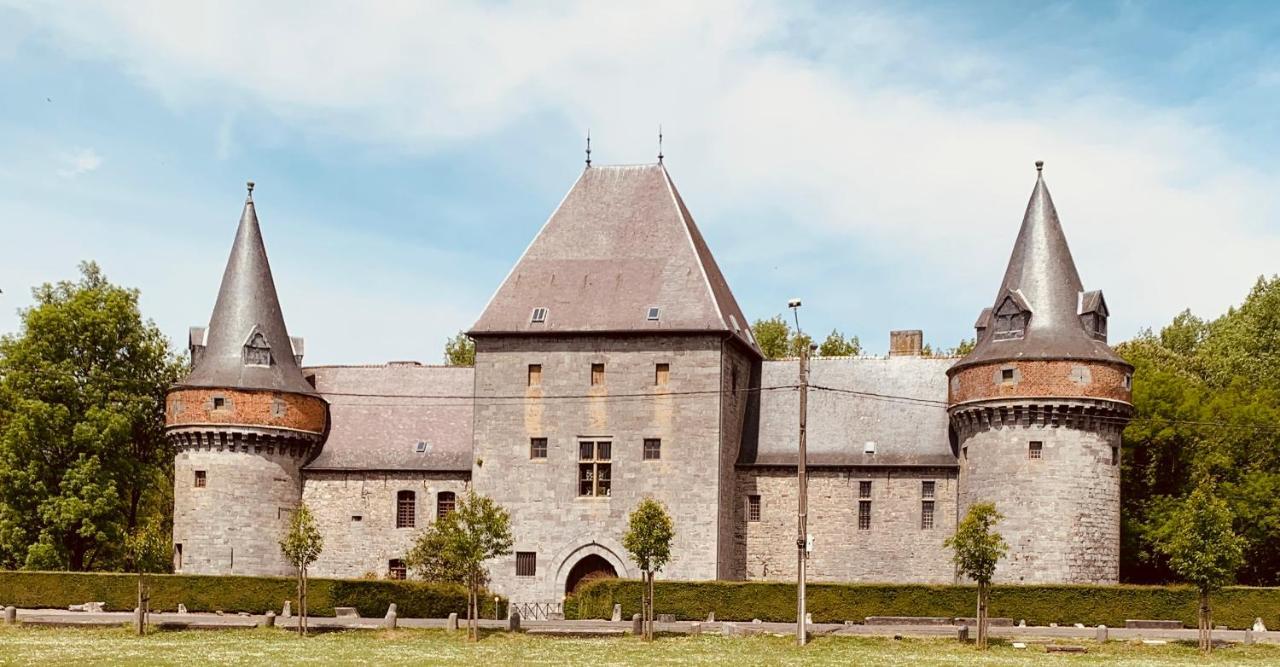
[951,163,1126,372]
[180,183,317,395]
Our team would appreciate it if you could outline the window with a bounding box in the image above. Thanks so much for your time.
[655,363,670,386]
[591,363,605,386]
[1001,367,1015,383]
[921,501,935,530]
[647,306,660,321]
[194,470,207,488]
[1112,446,1120,466]
[528,364,542,386]
[415,441,427,453]
[388,559,406,580]
[437,491,456,519]
[173,543,182,571]
[747,495,761,522]
[212,396,226,410]
[531,307,548,323]
[1122,373,1132,390]
[530,437,548,459]
[643,438,661,461]
[1029,441,1043,460]
[351,515,363,522]
[962,446,968,460]
[578,441,612,496]
[863,441,876,455]
[858,480,872,499]
[396,490,416,528]
[858,500,872,530]
[516,552,537,577]
[243,331,272,366]
[922,481,935,499]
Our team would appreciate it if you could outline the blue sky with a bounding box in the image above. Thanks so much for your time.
[1,1,1278,364]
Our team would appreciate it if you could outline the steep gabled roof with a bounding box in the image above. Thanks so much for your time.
[952,164,1127,372]
[179,184,317,395]
[470,163,760,356]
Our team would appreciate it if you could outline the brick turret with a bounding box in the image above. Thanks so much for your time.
[165,182,328,576]
[947,162,1133,584]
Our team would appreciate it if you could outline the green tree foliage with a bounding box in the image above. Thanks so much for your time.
[944,503,1007,649]
[0,262,183,571]
[1154,483,1245,653]
[405,491,513,641]
[443,331,476,367]
[752,315,791,360]
[125,516,170,635]
[280,504,324,636]
[622,498,675,641]
[1118,275,1280,586]
[817,330,861,357]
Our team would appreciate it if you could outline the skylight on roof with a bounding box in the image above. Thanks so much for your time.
[415,441,428,453]
[647,306,660,321]
[531,307,548,323]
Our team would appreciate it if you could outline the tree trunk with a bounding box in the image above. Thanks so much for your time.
[136,571,144,636]
[976,582,988,650]
[1200,589,1211,654]
[295,566,303,637]
[301,566,308,637]
[648,571,655,641]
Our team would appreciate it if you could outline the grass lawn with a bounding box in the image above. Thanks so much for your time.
[0,626,1277,666]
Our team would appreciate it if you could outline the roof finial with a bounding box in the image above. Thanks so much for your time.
[246,180,255,201]
[658,124,664,164]
[585,130,592,168]
[1035,160,1044,174]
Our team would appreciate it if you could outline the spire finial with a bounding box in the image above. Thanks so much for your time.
[1035,160,1044,174]
[585,130,592,168]
[658,124,664,164]
[246,180,255,201]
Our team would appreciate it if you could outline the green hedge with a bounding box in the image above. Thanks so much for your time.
[570,579,1280,629]
[0,571,504,618]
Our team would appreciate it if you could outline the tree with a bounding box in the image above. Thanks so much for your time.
[753,316,857,360]
[124,517,169,635]
[1154,482,1245,653]
[752,315,791,360]
[622,498,675,641]
[280,504,323,636]
[950,337,976,357]
[944,503,1008,649]
[405,490,513,641]
[817,330,861,357]
[443,331,476,367]
[0,262,183,571]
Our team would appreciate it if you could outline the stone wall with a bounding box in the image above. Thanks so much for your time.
[735,466,957,583]
[949,359,1131,405]
[173,446,308,576]
[956,419,1121,583]
[166,387,327,434]
[471,334,734,603]
[716,344,754,579]
[304,471,471,579]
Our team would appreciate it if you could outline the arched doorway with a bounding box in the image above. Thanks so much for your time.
[565,554,618,595]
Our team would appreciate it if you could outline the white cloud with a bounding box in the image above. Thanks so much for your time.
[56,147,102,178]
[10,1,1280,349]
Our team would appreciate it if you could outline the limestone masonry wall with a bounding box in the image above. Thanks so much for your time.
[304,471,470,579]
[736,467,958,583]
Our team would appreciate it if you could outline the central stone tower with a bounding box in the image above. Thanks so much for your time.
[947,162,1133,584]
[165,183,328,576]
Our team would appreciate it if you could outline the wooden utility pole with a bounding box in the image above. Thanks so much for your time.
[792,301,810,646]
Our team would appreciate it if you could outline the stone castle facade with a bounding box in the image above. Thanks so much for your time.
[165,161,1133,605]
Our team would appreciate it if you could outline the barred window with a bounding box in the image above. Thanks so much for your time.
[858,480,872,499]
[578,441,612,497]
[922,480,935,499]
[921,501,935,530]
[1029,441,1043,460]
[858,500,872,530]
[194,470,207,488]
[747,495,761,522]
[516,552,536,577]
[396,491,416,528]
[643,438,661,461]
[530,437,548,459]
[388,559,406,580]
[437,491,456,520]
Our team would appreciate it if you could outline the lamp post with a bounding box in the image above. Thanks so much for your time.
[789,298,810,646]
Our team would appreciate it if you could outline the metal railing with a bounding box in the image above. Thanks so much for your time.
[511,601,562,620]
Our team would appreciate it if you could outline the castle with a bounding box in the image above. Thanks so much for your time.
[165,160,1133,607]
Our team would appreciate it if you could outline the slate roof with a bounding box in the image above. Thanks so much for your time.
[743,356,957,467]
[179,184,317,395]
[952,164,1128,372]
[304,364,474,472]
[470,164,760,356]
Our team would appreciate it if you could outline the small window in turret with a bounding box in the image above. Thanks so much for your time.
[194,470,207,488]
[243,331,272,366]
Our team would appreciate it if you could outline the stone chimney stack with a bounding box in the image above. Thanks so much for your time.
[888,330,923,357]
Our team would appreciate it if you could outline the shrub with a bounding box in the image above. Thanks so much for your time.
[0,571,504,618]
[569,579,1280,629]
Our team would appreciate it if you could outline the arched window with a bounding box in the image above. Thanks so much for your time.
[437,491,456,520]
[396,490,416,528]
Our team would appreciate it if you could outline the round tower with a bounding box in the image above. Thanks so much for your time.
[947,162,1132,584]
[165,182,327,576]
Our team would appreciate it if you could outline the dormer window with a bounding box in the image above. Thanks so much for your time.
[647,306,660,321]
[1079,290,1109,342]
[992,293,1030,342]
[242,330,272,366]
[531,307,548,323]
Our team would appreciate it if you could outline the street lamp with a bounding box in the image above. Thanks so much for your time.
[789,298,809,646]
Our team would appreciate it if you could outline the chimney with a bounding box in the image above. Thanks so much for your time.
[889,330,923,357]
